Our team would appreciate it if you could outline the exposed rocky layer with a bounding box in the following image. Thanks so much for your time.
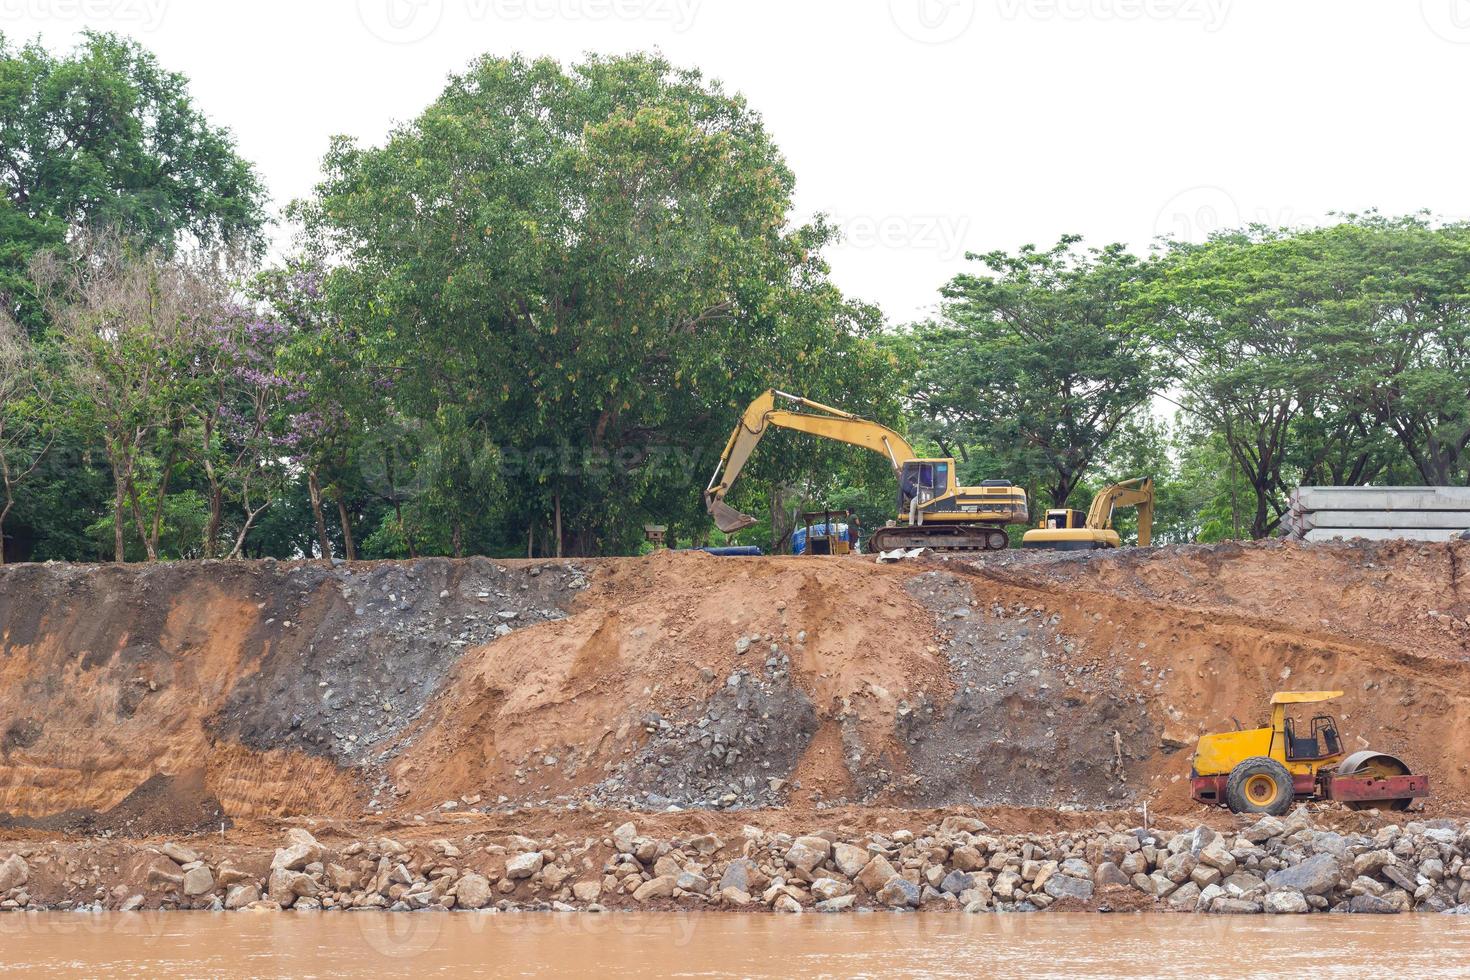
[1,539,1468,832]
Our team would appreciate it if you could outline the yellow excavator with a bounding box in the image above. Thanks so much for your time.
[1021,477,1154,551]
[705,390,1028,552]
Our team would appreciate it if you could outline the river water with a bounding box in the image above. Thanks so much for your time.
[2,912,1467,978]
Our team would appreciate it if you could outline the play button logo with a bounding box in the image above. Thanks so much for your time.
[889,0,977,43]
[358,0,445,43]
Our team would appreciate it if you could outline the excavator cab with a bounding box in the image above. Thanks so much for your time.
[1041,509,1087,530]
[898,460,952,512]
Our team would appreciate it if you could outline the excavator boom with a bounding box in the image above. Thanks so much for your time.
[704,389,1026,550]
[704,390,917,533]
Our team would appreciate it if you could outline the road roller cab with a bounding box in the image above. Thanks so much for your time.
[1190,691,1429,815]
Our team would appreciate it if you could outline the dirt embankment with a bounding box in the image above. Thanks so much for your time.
[0,539,1468,836]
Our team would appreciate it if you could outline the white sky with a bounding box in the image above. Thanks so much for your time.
[6,0,1470,323]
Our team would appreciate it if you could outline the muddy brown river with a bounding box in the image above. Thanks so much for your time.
[2,912,1468,977]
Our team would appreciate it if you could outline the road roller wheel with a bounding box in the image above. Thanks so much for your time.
[1338,752,1413,811]
[1225,756,1294,815]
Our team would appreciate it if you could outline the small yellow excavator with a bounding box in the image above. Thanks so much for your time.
[705,390,1028,552]
[1021,477,1154,551]
[1191,691,1429,814]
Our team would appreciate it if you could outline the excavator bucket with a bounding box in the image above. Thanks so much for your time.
[708,497,759,534]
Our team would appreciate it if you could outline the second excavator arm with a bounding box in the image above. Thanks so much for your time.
[704,389,919,534]
[1084,477,1155,547]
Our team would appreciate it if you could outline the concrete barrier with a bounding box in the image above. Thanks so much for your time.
[1283,486,1470,543]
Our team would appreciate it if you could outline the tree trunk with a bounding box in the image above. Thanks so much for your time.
[307,469,332,559]
[109,453,127,562]
[204,485,223,559]
[334,490,356,561]
[147,435,179,558]
[0,498,10,566]
[554,492,563,558]
[1251,484,1271,541]
[126,475,157,561]
[451,517,463,559]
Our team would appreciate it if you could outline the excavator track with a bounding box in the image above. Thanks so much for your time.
[868,525,1011,553]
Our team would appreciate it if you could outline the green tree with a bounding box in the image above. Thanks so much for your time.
[0,31,266,257]
[0,317,54,562]
[300,52,898,556]
[907,237,1160,511]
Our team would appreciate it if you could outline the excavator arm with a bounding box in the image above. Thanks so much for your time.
[705,389,918,533]
[1084,477,1155,546]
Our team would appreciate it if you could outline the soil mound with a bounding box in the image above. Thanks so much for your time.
[0,538,1466,830]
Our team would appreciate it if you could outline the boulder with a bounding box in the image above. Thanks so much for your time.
[950,845,985,872]
[1095,862,1130,887]
[856,855,899,893]
[1044,875,1094,902]
[1382,865,1417,894]
[0,854,29,892]
[816,894,856,912]
[216,862,254,887]
[773,894,803,913]
[1211,897,1263,914]
[786,837,831,875]
[613,822,638,854]
[457,873,492,909]
[506,852,544,880]
[162,843,200,865]
[1353,850,1394,878]
[182,866,215,897]
[810,878,852,902]
[719,858,758,895]
[1190,865,1223,889]
[1244,816,1286,843]
[271,829,324,871]
[1348,893,1400,914]
[572,880,602,902]
[1198,838,1238,877]
[876,876,921,908]
[720,887,752,906]
[146,857,185,890]
[1264,890,1309,914]
[676,871,711,895]
[833,843,870,878]
[940,870,976,895]
[633,876,677,902]
[224,884,259,910]
[1264,853,1341,896]
[1162,851,1197,883]
[1167,882,1201,910]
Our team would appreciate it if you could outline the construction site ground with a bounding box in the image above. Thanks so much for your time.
[1,538,1468,911]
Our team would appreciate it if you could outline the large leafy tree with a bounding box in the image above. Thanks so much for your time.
[0,31,269,562]
[0,31,266,256]
[906,237,1161,510]
[300,52,898,556]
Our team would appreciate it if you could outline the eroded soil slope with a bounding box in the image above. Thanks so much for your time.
[0,539,1466,832]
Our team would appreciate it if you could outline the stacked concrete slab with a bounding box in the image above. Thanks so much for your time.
[1282,486,1470,542]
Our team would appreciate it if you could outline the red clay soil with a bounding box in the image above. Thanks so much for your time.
[0,538,1466,837]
